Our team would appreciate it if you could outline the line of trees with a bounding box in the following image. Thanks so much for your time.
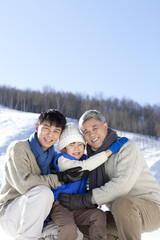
[0,85,160,138]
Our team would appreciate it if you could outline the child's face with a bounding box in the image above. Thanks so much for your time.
[65,142,85,159]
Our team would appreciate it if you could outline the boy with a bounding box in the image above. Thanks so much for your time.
[51,122,127,240]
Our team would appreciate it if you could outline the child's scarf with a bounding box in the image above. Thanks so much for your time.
[28,132,56,175]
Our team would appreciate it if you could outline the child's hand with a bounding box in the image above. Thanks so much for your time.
[108,137,128,154]
[57,167,89,183]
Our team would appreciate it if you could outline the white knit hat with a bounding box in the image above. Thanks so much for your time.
[58,122,86,151]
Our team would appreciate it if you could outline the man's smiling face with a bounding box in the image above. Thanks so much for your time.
[81,118,108,150]
[36,121,62,152]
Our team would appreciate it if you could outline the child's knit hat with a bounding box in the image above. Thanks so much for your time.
[58,122,86,151]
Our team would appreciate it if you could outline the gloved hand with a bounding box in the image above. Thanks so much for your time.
[58,192,97,210]
[57,167,89,183]
[108,137,128,154]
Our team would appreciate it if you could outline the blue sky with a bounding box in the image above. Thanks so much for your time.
[0,0,159,106]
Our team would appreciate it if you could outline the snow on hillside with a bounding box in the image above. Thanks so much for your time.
[0,105,160,240]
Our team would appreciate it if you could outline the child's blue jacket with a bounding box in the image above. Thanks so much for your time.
[52,153,88,200]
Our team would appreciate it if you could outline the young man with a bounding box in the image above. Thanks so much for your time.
[0,109,87,240]
[59,109,160,240]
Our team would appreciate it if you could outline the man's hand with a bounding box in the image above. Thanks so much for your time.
[58,192,97,210]
[57,167,89,183]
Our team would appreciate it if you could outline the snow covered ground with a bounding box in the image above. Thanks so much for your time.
[0,105,160,239]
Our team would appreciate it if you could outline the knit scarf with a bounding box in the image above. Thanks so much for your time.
[87,127,118,191]
[28,132,56,175]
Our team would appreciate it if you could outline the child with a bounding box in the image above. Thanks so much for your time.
[51,122,127,240]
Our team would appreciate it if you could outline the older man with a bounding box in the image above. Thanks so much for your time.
[59,109,160,240]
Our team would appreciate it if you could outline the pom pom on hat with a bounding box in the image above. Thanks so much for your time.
[58,122,86,151]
